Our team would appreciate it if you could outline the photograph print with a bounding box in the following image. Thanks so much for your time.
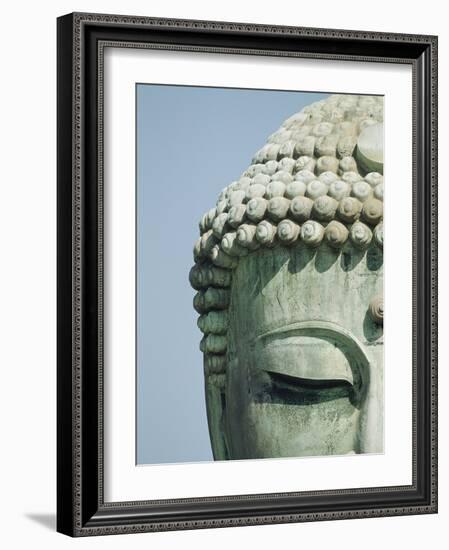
[137,86,384,465]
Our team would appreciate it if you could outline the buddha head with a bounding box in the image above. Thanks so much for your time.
[189,94,384,460]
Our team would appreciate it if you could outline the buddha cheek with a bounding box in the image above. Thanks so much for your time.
[245,398,359,458]
[227,391,360,459]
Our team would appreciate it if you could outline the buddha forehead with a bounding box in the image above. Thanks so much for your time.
[228,242,383,342]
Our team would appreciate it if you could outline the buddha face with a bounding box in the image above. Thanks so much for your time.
[192,94,385,461]
[221,242,383,459]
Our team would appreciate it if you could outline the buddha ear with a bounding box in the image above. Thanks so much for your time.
[204,356,229,460]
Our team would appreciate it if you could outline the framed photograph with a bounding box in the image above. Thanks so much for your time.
[57,12,438,536]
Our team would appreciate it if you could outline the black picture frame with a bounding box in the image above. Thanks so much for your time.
[57,12,438,537]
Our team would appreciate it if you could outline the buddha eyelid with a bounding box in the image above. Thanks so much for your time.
[267,370,353,390]
[258,350,355,386]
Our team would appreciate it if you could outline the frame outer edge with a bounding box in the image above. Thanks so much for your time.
[57,11,438,536]
[428,33,437,511]
[70,11,437,43]
[57,13,77,537]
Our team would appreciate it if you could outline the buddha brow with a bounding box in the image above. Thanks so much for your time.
[256,320,360,342]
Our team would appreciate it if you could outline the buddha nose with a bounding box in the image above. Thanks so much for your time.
[357,355,384,454]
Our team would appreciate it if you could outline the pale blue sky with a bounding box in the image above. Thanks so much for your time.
[137,84,330,464]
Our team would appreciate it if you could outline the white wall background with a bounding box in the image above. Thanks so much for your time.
[0,1,445,548]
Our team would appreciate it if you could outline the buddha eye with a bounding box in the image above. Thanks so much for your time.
[252,323,369,407]
[254,334,355,385]
[268,371,353,390]
[266,370,355,406]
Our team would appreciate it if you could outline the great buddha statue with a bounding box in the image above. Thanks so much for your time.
[189,94,384,460]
